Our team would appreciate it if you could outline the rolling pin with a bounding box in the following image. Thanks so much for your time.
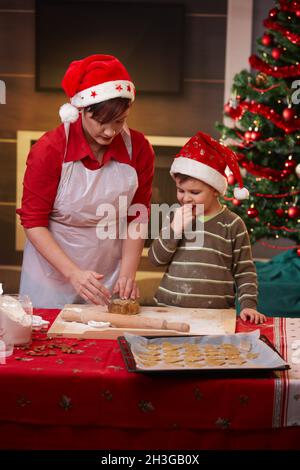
[61,309,190,333]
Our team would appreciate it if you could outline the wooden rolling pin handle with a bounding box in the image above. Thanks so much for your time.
[164,321,190,333]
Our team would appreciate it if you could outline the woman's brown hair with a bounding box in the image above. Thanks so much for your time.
[85,97,131,124]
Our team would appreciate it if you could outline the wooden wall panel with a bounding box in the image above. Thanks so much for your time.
[0,142,16,202]
[0,9,34,74]
[15,0,227,15]
[130,82,224,137]
[111,0,227,15]
[185,17,226,80]
[186,0,227,14]
[0,206,22,265]
[0,0,34,8]
[0,76,64,138]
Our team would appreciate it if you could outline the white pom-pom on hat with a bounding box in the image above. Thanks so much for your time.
[59,103,79,123]
[233,187,249,200]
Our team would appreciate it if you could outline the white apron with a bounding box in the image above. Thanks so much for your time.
[20,126,138,308]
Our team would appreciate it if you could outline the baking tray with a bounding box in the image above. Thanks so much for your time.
[117,332,290,375]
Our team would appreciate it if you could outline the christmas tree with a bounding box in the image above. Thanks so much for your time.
[217,0,300,255]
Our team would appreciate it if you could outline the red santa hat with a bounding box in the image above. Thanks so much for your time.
[170,131,249,200]
[59,54,135,123]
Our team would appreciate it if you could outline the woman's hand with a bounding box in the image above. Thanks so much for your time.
[171,205,195,237]
[240,308,267,324]
[69,269,111,305]
[113,277,140,300]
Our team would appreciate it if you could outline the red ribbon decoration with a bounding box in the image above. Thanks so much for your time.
[264,19,300,45]
[226,100,300,134]
[233,131,285,145]
[258,240,300,250]
[248,82,283,93]
[238,157,286,181]
[268,224,299,232]
[224,190,300,200]
[254,190,300,198]
[249,54,300,78]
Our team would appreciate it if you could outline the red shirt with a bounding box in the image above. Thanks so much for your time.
[17,117,155,228]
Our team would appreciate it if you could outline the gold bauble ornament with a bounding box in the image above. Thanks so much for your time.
[255,72,268,86]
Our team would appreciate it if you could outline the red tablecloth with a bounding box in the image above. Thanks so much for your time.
[0,310,300,450]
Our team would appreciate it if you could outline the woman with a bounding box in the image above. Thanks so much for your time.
[17,54,154,308]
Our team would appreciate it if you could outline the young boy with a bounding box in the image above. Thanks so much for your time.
[149,131,266,324]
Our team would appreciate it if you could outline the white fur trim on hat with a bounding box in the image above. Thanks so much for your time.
[59,103,80,123]
[70,80,135,108]
[233,187,249,200]
[170,157,227,195]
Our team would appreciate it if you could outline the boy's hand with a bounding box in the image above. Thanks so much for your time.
[240,308,267,324]
[171,205,195,237]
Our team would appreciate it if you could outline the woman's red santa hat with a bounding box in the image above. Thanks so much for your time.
[170,131,249,200]
[59,54,135,123]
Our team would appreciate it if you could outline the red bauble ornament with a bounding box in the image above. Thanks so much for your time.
[296,10,300,18]
[250,131,261,141]
[284,159,297,169]
[275,208,285,217]
[297,248,300,257]
[282,107,295,121]
[271,47,281,60]
[288,206,300,218]
[281,168,293,177]
[244,131,252,141]
[247,207,259,218]
[236,153,245,162]
[232,198,241,206]
[224,103,231,114]
[227,174,236,185]
[261,34,272,46]
[269,8,278,18]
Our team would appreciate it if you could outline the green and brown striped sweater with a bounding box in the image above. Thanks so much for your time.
[148,206,258,311]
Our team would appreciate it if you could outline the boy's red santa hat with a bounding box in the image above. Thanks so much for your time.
[170,131,249,200]
[59,54,135,123]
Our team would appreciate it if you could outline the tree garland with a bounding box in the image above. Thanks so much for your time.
[263,18,300,45]
[225,100,300,133]
[249,54,300,78]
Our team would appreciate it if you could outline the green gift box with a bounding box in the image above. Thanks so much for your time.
[254,249,300,317]
[236,249,300,317]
